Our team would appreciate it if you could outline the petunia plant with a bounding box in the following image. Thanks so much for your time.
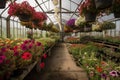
[8,1,35,21]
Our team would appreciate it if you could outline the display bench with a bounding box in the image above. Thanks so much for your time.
[10,43,56,80]
[11,61,37,80]
[92,39,120,49]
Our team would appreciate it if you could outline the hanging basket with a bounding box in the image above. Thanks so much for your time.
[95,0,113,10]
[0,0,6,9]
[18,14,31,22]
[85,12,96,22]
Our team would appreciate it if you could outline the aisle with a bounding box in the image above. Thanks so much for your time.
[24,43,88,80]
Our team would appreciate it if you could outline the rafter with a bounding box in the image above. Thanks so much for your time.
[45,8,79,16]
[35,0,53,23]
[69,0,84,19]
[34,0,49,8]
[69,0,79,5]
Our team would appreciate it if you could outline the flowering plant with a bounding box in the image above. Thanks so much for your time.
[32,12,47,24]
[64,25,73,33]
[78,0,98,16]
[66,19,76,28]
[8,1,35,21]
[75,16,86,27]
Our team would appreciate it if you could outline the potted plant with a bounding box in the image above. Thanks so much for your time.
[100,21,116,30]
[92,23,102,32]
[94,0,113,10]
[64,25,73,33]
[66,19,76,29]
[32,12,47,26]
[78,0,98,22]
[8,1,35,22]
[110,0,120,18]
[75,16,87,28]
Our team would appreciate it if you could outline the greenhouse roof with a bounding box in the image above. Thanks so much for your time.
[0,0,82,24]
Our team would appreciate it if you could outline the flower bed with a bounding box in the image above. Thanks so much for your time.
[65,37,80,43]
[67,43,120,80]
[0,38,45,79]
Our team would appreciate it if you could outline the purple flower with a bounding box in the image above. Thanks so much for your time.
[21,44,28,50]
[101,73,107,79]
[0,54,6,64]
[1,47,7,53]
[14,51,19,56]
[31,40,35,44]
[28,43,33,49]
[66,19,76,27]
[24,40,29,44]
[109,70,118,77]
[36,42,41,46]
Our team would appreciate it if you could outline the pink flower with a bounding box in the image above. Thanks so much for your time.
[21,44,28,50]
[28,43,33,49]
[0,54,6,64]
[40,62,45,69]
[36,42,41,46]
[43,54,47,59]
[13,46,18,51]
[8,2,20,16]
[14,51,19,56]
[109,70,119,77]
[24,40,29,44]
[21,52,32,60]
[1,47,7,53]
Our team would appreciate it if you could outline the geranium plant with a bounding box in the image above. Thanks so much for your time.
[78,0,98,15]
[32,12,47,27]
[78,0,99,22]
[75,16,87,28]
[8,1,35,21]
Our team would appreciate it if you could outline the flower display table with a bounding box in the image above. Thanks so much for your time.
[11,61,37,80]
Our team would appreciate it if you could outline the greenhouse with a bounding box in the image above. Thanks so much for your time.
[0,0,120,80]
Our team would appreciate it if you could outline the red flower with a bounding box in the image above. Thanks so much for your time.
[40,62,45,69]
[21,52,32,60]
[43,54,47,59]
[13,46,18,52]
[96,66,103,73]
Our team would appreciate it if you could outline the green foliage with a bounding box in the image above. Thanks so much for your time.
[100,21,116,30]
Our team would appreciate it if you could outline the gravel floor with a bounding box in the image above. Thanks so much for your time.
[24,43,88,80]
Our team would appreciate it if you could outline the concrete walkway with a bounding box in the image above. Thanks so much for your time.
[24,43,88,80]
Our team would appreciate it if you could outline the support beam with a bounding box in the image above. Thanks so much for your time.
[45,11,79,14]
[70,0,84,19]
[69,0,79,5]
[35,0,53,23]
[6,16,11,38]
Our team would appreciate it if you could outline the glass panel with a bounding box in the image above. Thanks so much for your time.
[1,18,7,38]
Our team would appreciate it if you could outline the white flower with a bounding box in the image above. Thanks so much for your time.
[92,24,101,31]
[75,16,85,26]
